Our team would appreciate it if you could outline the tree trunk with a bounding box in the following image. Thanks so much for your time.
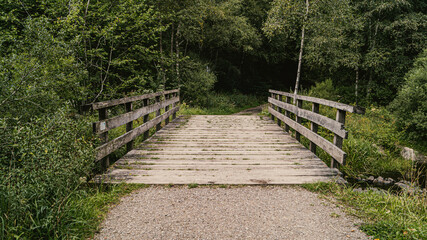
[355,66,359,105]
[175,24,181,85]
[160,29,166,89]
[294,0,309,104]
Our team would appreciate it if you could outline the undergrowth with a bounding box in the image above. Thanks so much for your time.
[303,182,427,240]
[178,92,265,115]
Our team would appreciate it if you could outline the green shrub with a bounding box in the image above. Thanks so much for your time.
[389,49,427,142]
[180,61,217,106]
[0,109,95,239]
[308,79,339,101]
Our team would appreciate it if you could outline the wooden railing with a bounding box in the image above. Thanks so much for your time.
[89,89,180,169]
[268,89,365,168]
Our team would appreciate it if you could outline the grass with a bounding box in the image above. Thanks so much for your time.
[303,182,427,240]
[59,183,148,239]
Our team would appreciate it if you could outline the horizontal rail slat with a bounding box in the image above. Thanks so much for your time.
[93,96,179,134]
[268,97,298,114]
[268,89,364,114]
[91,89,179,110]
[268,98,348,138]
[96,106,179,161]
[268,107,346,165]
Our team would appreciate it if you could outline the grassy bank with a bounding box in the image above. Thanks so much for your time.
[304,182,427,240]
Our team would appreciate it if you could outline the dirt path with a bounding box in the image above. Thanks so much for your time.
[95,186,370,240]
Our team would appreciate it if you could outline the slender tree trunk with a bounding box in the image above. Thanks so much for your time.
[170,23,174,58]
[160,30,166,89]
[367,21,378,100]
[175,24,181,85]
[355,66,359,105]
[293,0,309,103]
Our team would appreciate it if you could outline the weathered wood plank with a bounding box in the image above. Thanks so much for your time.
[269,89,365,114]
[96,106,179,161]
[91,89,179,110]
[93,97,179,134]
[269,107,346,164]
[269,97,347,138]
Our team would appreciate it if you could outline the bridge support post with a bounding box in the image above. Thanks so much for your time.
[332,109,346,168]
[98,108,109,170]
[126,102,133,152]
[270,93,276,121]
[172,92,178,120]
[285,97,291,132]
[156,96,161,131]
[277,95,282,127]
[143,98,149,140]
[295,99,303,142]
[310,103,319,154]
[165,93,170,125]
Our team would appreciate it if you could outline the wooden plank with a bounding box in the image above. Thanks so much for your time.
[269,97,347,138]
[295,99,303,141]
[91,89,179,110]
[269,97,298,114]
[269,89,294,98]
[93,97,179,134]
[96,106,179,161]
[269,89,365,114]
[268,107,346,164]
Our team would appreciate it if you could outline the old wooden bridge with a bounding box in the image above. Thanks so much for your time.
[91,89,364,184]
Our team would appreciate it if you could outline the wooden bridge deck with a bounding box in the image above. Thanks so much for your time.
[97,115,340,184]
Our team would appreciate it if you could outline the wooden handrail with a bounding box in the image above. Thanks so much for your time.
[91,89,180,169]
[90,89,179,110]
[268,89,364,168]
[269,89,365,114]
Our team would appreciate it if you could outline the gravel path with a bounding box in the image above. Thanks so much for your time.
[95,186,370,240]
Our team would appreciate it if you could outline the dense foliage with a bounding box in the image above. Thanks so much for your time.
[389,49,427,141]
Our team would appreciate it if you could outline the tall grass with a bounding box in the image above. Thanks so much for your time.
[304,182,427,240]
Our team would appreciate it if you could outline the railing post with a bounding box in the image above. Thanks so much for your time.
[156,95,161,131]
[285,96,291,132]
[310,103,319,154]
[143,98,149,140]
[98,108,109,170]
[332,109,346,168]
[295,99,303,142]
[125,102,133,152]
[172,91,178,120]
[165,93,170,125]
[277,95,282,127]
[270,93,276,121]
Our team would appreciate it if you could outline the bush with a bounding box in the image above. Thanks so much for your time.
[180,60,217,106]
[308,78,339,101]
[0,109,95,239]
[389,49,427,141]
